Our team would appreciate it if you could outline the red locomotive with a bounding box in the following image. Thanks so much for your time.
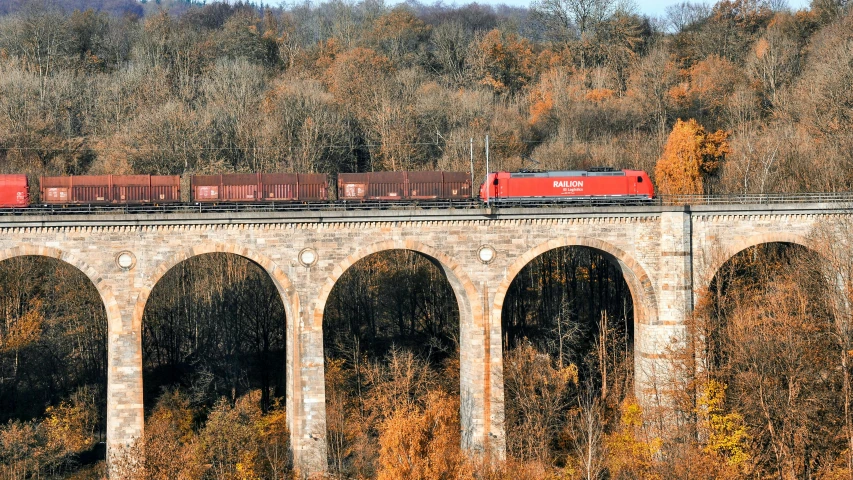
[480,168,654,203]
[0,175,29,207]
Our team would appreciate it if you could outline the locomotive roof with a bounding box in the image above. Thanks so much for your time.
[508,170,627,178]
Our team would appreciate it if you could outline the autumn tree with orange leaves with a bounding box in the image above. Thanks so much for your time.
[654,119,730,196]
[474,29,535,95]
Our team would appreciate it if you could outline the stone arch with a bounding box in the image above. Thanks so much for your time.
[131,243,298,333]
[0,244,121,333]
[313,239,487,452]
[494,236,659,327]
[313,239,479,330]
[0,244,133,470]
[700,232,814,290]
[131,243,299,469]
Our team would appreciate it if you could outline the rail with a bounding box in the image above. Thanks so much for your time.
[1,192,853,216]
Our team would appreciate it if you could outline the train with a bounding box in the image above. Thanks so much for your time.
[0,168,654,209]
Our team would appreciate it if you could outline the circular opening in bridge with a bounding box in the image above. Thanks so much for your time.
[140,252,289,475]
[501,245,634,468]
[323,249,461,478]
[0,256,108,475]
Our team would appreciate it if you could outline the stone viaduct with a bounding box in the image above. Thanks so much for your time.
[1,202,850,476]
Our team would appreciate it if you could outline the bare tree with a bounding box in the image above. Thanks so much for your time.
[572,391,605,479]
[664,1,711,33]
[810,217,853,474]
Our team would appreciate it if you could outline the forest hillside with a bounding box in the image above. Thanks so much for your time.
[1,0,852,194]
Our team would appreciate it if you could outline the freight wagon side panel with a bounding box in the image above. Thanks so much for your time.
[110,175,151,203]
[192,175,222,202]
[408,171,443,199]
[441,172,472,200]
[338,173,370,201]
[41,176,111,204]
[297,174,328,201]
[366,172,406,200]
[71,176,112,204]
[221,173,260,202]
[74,187,111,203]
[41,176,71,204]
[112,186,147,203]
[261,173,299,201]
[150,176,181,202]
[0,174,29,207]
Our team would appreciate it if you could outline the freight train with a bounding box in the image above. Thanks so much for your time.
[0,168,653,209]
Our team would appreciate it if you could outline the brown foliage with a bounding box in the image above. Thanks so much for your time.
[113,389,292,480]
[667,55,745,124]
[139,389,205,480]
[326,346,455,478]
[0,0,849,196]
[654,118,730,195]
[0,386,98,479]
[325,47,393,113]
[503,342,577,463]
[474,29,535,95]
[368,7,430,67]
[695,243,845,478]
[377,390,470,480]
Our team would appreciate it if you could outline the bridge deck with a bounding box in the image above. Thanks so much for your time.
[0,201,851,227]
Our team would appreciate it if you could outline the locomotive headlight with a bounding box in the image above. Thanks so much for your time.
[116,251,136,271]
[477,245,496,264]
[299,248,318,267]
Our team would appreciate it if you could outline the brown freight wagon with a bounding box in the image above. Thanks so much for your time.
[191,173,328,202]
[337,171,472,201]
[436,171,471,200]
[40,175,181,204]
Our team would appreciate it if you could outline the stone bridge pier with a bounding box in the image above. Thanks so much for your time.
[1,202,848,477]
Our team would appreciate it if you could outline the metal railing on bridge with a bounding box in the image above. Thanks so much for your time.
[659,192,853,206]
[1,193,853,216]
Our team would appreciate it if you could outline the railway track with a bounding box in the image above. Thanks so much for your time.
[1,193,853,216]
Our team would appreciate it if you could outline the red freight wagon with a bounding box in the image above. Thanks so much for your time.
[480,169,654,202]
[337,171,472,201]
[264,173,327,201]
[191,173,328,202]
[408,171,472,200]
[0,174,29,207]
[441,172,473,200]
[40,175,180,204]
[339,172,406,200]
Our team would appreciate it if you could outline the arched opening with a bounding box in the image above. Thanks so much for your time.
[695,242,846,478]
[322,249,465,478]
[0,255,108,478]
[139,252,291,477]
[499,245,637,472]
